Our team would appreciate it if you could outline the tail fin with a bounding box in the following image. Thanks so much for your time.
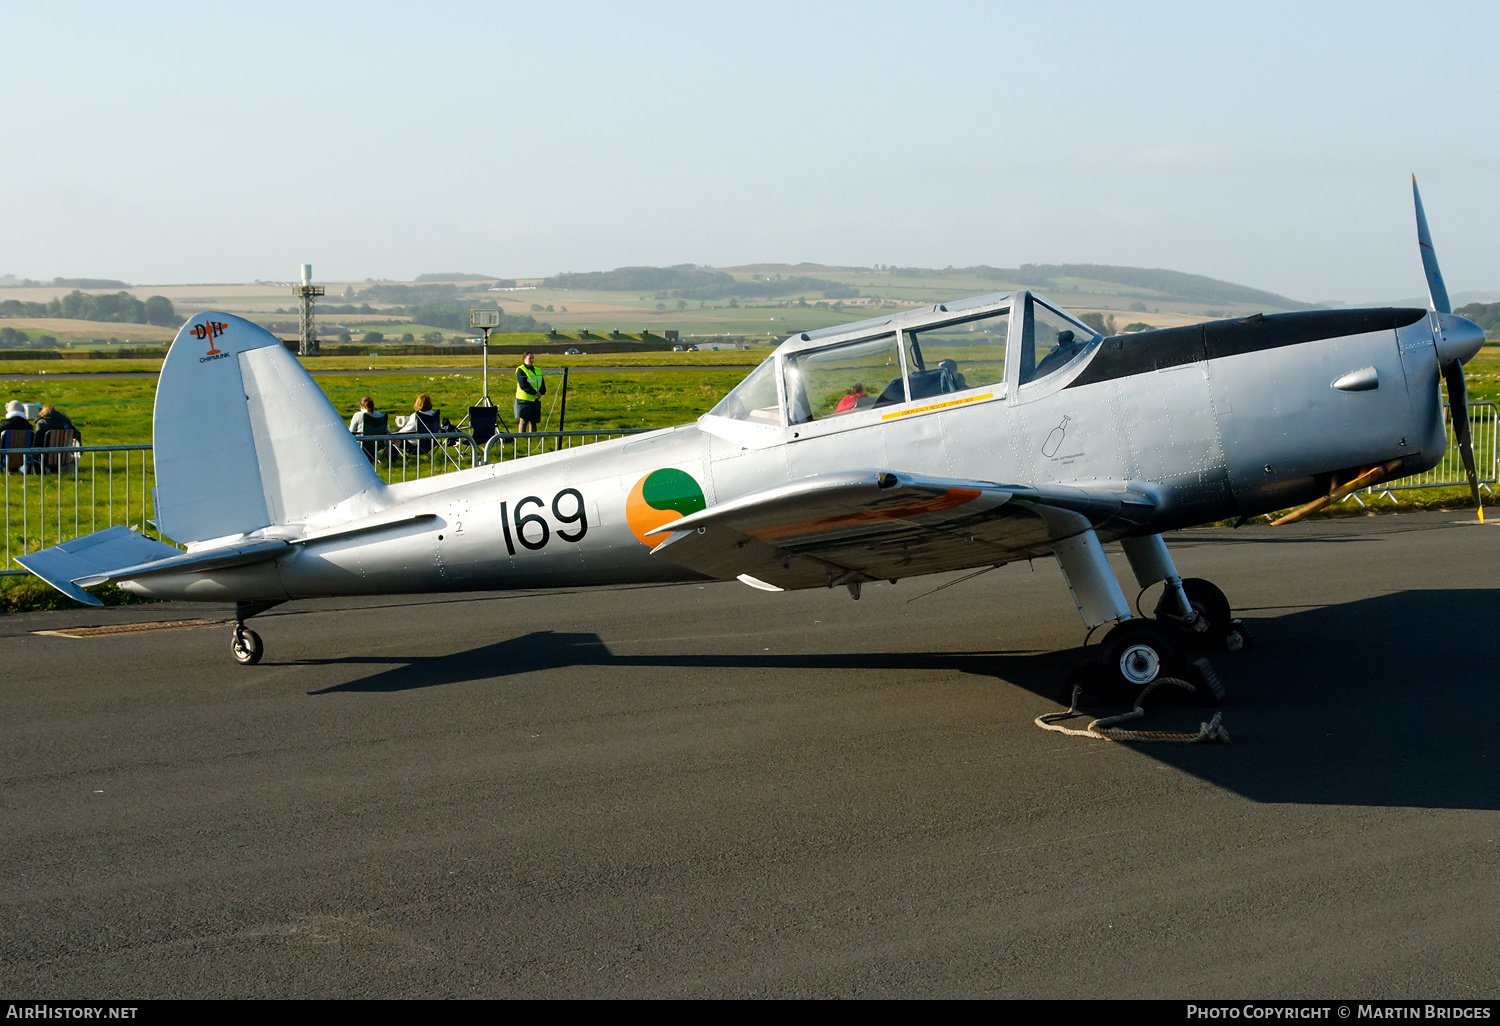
[154,313,382,544]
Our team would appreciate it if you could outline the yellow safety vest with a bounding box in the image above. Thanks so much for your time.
[516,364,543,402]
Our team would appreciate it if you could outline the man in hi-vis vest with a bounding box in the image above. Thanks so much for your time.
[514,352,546,432]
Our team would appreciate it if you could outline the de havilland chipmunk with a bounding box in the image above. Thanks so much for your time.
[18,181,1489,695]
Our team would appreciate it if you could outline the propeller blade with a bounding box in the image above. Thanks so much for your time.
[1442,359,1485,521]
[1416,176,1483,520]
[1413,175,1452,314]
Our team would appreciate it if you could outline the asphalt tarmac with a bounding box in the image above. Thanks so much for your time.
[2,511,1496,999]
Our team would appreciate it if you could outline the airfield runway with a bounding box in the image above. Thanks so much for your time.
[2,511,1496,999]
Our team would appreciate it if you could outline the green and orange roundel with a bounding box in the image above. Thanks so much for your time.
[626,468,706,546]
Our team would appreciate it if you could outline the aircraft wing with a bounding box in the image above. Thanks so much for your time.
[645,470,1157,590]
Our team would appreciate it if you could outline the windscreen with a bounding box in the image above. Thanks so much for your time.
[707,358,782,425]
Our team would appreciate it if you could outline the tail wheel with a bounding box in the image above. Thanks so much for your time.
[1154,577,1232,649]
[232,628,263,666]
[1098,620,1181,699]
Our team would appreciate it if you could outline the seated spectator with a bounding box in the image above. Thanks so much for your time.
[35,405,81,443]
[1,400,33,433]
[348,396,384,434]
[33,405,81,472]
[0,401,36,473]
[349,397,389,462]
[395,393,442,453]
[396,393,440,434]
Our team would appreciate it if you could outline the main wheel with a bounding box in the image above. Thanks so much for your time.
[1098,620,1181,700]
[1154,578,1233,649]
[232,628,263,666]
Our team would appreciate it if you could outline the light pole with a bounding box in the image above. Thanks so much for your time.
[470,309,500,405]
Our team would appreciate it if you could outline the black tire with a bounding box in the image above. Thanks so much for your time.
[1154,577,1233,649]
[1098,620,1181,700]
[232,629,263,666]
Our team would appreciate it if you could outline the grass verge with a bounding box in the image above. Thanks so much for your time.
[0,575,160,613]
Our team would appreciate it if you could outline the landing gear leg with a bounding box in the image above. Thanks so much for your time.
[1121,534,1244,651]
[230,600,282,666]
[1052,522,1147,701]
[1051,526,1219,703]
[1051,522,1132,630]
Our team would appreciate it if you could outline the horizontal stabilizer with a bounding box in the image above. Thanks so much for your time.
[76,512,442,586]
[19,511,442,605]
[15,526,182,606]
[72,538,290,588]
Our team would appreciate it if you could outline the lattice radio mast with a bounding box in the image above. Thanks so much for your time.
[292,263,323,356]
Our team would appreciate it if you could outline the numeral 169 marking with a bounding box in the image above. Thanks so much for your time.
[499,487,587,556]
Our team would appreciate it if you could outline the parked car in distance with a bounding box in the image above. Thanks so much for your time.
[563,348,581,355]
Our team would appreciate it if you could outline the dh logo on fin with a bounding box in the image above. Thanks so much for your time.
[191,321,228,356]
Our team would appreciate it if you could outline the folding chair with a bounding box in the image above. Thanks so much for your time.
[0,428,34,472]
[355,411,389,462]
[399,410,442,455]
[39,428,81,473]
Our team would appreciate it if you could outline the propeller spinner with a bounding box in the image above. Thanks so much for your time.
[1413,175,1487,522]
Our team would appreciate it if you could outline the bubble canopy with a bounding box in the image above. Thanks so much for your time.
[702,291,1098,433]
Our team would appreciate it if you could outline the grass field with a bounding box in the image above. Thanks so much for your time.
[313,368,748,433]
[2,360,757,445]
[0,319,177,345]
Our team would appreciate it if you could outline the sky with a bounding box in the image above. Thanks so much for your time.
[5,0,1497,305]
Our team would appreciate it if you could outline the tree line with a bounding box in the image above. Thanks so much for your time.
[542,265,860,301]
[1,276,131,289]
[0,290,177,326]
[0,326,57,347]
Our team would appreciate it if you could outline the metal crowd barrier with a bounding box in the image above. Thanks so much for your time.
[1363,401,1499,498]
[481,429,653,464]
[359,430,480,482]
[2,443,158,575]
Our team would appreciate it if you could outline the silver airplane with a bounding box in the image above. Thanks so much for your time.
[19,181,1488,697]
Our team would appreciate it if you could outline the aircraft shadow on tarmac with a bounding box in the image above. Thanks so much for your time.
[306,588,1498,812]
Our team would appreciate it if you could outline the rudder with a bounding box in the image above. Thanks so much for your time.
[154,313,382,544]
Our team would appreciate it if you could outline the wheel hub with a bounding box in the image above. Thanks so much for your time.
[1118,643,1161,685]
